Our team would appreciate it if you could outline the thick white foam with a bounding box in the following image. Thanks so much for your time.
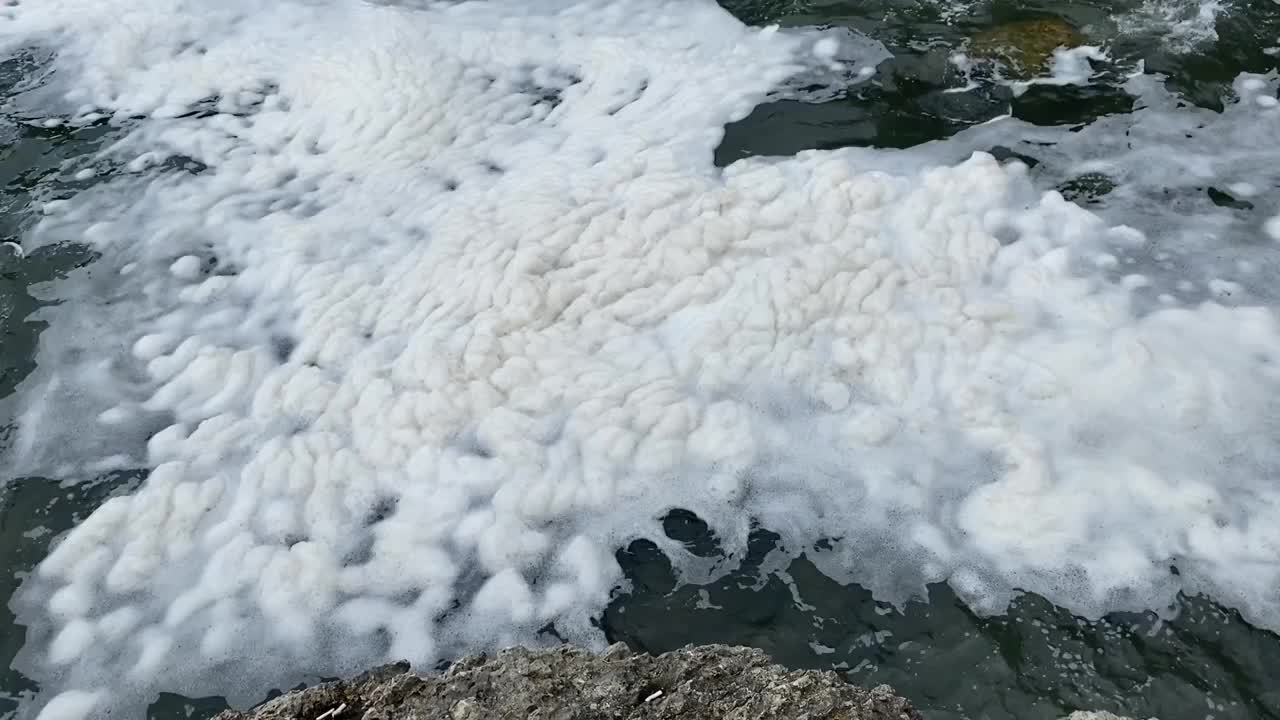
[4,0,1280,717]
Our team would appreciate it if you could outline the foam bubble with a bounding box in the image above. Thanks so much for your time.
[1266,215,1280,242]
[33,691,101,720]
[1007,46,1108,97]
[4,0,1280,716]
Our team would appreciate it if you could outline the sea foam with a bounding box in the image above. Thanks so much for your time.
[2,0,1279,718]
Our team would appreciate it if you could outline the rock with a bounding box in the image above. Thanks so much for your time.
[212,643,922,720]
[968,18,1085,76]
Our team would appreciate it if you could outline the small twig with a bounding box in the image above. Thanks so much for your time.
[644,690,664,703]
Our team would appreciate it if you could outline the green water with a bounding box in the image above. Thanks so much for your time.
[1,0,1279,718]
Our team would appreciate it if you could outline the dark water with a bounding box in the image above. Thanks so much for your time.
[1,0,1279,718]
[605,514,1280,720]
[715,0,1280,161]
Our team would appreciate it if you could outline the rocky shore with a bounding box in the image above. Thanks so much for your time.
[213,644,1139,720]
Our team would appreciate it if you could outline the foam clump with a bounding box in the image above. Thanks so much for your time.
[4,0,1280,716]
[33,691,101,720]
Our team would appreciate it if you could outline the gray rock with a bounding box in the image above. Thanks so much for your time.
[213,643,922,720]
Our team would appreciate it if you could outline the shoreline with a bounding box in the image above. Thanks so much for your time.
[212,643,1140,720]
